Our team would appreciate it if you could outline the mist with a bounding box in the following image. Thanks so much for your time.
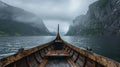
[1,0,97,34]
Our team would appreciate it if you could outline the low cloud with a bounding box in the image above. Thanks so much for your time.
[1,0,97,33]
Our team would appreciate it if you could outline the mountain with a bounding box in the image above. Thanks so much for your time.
[67,0,120,36]
[0,1,51,36]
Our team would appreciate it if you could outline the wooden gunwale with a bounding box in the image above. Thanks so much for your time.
[0,24,120,67]
[0,38,120,67]
[63,40,120,67]
[0,41,54,67]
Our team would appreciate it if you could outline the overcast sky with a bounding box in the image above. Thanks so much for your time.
[1,0,97,34]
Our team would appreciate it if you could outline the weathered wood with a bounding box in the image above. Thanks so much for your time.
[71,51,74,57]
[38,59,47,67]
[34,54,40,64]
[26,57,32,67]
[69,50,73,56]
[45,59,70,67]
[74,54,79,63]
[64,41,120,67]
[0,27,120,67]
[36,52,43,63]
[46,50,70,57]
[67,58,78,67]
[68,49,72,54]
[16,58,28,67]
[0,41,53,67]
[39,52,44,59]
[83,57,87,67]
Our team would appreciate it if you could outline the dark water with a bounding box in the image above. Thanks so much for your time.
[0,36,120,62]
[0,36,55,59]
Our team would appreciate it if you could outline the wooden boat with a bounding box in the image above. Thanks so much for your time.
[0,25,120,67]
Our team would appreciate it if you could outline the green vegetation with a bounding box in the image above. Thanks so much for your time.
[78,28,104,35]
[67,27,105,36]
[0,19,50,36]
[0,31,9,36]
[0,1,51,36]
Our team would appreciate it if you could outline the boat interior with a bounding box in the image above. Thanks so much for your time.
[0,25,120,67]
[4,32,104,67]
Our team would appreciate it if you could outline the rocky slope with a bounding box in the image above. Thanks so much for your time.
[0,1,50,36]
[67,0,120,36]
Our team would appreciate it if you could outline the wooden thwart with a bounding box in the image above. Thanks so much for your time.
[46,50,70,57]
[0,25,120,67]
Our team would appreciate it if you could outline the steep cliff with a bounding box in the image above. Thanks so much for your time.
[67,0,120,36]
[0,1,51,36]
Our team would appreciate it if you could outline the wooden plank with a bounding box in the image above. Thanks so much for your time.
[67,59,78,67]
[46,50,70,57]
[44,60,70,67]
[0,41,53,67]
[38,59,48,67]
[35,53,42,63]
[26,57,32,67]
[64,42,120,67]
[83,57,87,67]
[74,54,79,63]
[1,32,120,67]
[34,54,40,64]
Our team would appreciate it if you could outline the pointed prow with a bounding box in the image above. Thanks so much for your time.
[56,24,61,40]
[58,24,59,35]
